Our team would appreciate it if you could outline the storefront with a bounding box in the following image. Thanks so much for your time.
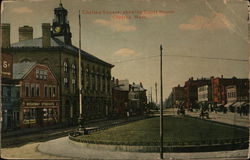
[20,101,60,128]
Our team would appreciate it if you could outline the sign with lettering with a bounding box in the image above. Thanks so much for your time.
[1,53,13,79]
[26,102,40,106]
[25,101,55,106]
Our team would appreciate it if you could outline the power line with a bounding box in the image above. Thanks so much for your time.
[111,54,248,64]
[167,54,248,62]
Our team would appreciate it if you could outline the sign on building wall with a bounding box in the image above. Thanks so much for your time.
[1,53,13,79]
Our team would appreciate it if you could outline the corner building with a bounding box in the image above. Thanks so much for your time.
[2,3,113,124]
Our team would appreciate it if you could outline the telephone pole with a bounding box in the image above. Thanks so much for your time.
[160,44,164,159]
[150,87,153,103]
[155,82,158,105]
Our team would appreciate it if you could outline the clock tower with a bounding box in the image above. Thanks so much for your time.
[51,2,72,45]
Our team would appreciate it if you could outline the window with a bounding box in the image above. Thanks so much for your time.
[25,84,30,97]
[72,79,76,92]
[36,84,40,96]
[72,64,76,75]
[44,86,48,97]
[103,79,106,92]
[86,64,89,73]
[53,86,56,97]
[64,61,68,73]
[92,75,95,90]
[36,69,48,80]
[31,84,35,97]
[49,86,52,97]
[64,77,69,88]
[81,65,83,75]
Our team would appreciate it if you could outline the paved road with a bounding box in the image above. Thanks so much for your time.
[1,109,249,159]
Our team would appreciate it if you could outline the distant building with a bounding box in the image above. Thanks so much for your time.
[211,76,249,105]
[184,77,210,108]
[111,79,129,117]
[13,62,60,128]
[172,85,185,107]
[128,82,147,115]
[197,84,212,103]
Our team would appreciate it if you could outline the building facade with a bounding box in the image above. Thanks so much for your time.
[172,85,185,107]
[1,53,20,131]
[111,79,129,117]
[184,77,210,109]
[2,3,114,124]
[211,76,249,105]
[197,85,212,103]
[226,85,237,104]
[128,82,147,115]
[13,62,60,128]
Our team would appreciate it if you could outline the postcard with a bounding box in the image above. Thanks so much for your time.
[1,0,249,159]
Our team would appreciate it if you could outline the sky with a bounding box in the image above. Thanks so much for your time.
[1,0,249,102]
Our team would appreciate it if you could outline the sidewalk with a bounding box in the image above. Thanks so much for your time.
[184,109,249,128]
[2,116,146,147]
[37,137,248,160]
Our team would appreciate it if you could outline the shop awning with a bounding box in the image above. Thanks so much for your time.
[232,102,246,107]
[224,102,235,108]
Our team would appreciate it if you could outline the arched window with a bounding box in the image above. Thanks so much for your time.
[72,64,76,75]
[63,61,68,73]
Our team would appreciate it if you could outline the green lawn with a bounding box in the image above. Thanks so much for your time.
[76,116,248,145]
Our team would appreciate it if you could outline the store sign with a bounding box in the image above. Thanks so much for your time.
[25,102,55,106]
[26,102,40,106]
[41,102,55,106]
[2,53,13,79]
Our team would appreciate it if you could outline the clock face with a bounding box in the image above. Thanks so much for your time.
[55,26,61,33]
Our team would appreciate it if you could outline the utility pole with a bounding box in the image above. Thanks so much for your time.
[160,44,164,159]
[150,87,153,103]
[155,82,158,105]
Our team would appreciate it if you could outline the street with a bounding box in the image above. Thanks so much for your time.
[1,108,249,159]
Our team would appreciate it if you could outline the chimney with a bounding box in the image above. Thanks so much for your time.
[140,82,143,87]
[19,25,33,42]
[1,23,10,48]
[116,79,119,85]
[42,23,51,47]
[221,75,223,79]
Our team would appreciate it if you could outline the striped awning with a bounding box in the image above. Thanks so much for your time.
[224,102,235,108]
[232,102,246,107]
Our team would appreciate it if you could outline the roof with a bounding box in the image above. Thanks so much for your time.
[11,36,113,67]
[131,83,147,91]
[13,62,36,79]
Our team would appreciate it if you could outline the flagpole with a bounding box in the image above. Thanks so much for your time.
[78,10,84,132]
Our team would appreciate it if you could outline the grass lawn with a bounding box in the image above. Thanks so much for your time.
[76,116,248,145]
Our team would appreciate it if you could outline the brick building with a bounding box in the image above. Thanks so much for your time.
[211,76,249,105]
[111,79,129,117]
[184,77,210,109]
[13,62,60,128]
[172,85,185,107]
[128,82,147,115]
[1,2,114,124]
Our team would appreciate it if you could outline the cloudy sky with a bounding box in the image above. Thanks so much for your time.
[1,0,249,101]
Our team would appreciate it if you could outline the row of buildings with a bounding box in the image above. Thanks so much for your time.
[170,76,249,109]
[1,3,147,131]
